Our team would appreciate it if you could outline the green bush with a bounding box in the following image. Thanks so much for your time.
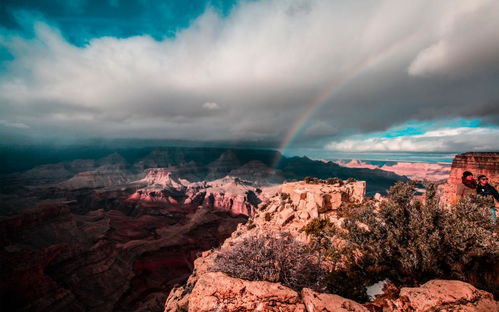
[339,181,498,297]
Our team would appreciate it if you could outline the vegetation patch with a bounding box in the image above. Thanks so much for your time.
[212,232,326,292]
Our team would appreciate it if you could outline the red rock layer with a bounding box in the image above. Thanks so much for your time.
[447,152,499,186]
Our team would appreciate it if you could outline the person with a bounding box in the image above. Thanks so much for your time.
[455,171,477,203]
[476,175,499,221]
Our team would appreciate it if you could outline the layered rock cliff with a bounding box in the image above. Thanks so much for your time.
[439,152,499,207]
[336,159,451,182]
[0,147,410,312]
[0,193,249,312]
[164,179,498,312]
[0,167,267,311]
[128,168,274,216]
[447,152,499,186]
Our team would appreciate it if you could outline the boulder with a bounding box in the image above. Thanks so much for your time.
[277,207,296,226]
[301,288,368,312]
[383,280,498,312]
[187,272,306,312]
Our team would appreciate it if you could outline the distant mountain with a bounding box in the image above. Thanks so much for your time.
[0,146,406,195]
[335,158,451,182]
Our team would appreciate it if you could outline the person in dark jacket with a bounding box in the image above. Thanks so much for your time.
[476,175,499,220]
[455,171,477,204]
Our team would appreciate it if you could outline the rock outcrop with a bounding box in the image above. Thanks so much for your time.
[129,169,271,216]
[370,280,497,311]
[439,152,499,207]
[447,152,499,186]
[164,179,498,312]
[186,272,305,312]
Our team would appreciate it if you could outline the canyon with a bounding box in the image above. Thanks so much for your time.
[0,146,405,311]
[1,148,497,311]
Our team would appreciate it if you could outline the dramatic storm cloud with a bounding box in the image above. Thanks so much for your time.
[1,0,498,152]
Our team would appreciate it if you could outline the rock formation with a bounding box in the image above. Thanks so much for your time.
[164,179,498,312]
[447,152,499,186]
[336,159,451,182]
[368,280,497,312]
[439,152,499,207]
[0,147,407,311]
[379,162,451,182]
[335,159,379,170]
[128,169,271,216]
[0,192,249,312]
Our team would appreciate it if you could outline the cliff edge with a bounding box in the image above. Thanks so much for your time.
[164,179,498,312]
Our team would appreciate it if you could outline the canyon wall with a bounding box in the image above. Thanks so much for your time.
[447,152,499,186]
[164,180,498,312]
[0,147,407,311]
[439,152,499,207]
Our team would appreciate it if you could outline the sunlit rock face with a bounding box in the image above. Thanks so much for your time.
[128,169,269,217]
[447,152,499,186]
[368,280,497,312]
[379,162,451,182]
[336,159,451,182]
[164,180,498,312]
[439,152,499,207]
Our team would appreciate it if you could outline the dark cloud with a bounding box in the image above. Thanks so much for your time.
[0,0,498,152]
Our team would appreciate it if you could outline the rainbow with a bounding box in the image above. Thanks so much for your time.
[272,33,418,167]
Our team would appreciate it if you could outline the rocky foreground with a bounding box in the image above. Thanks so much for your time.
[165,179,498,312]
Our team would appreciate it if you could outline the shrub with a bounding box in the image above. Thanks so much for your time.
[304,177,347,185]
[264,212,272,222]
[301,218,337,237]
[326,177,343,185]
[345,177,357,183]
[246,219,256,229]
[339,181,498,296]
[211,232,326,291]
[212,181,498,301]
[280,192,290,201]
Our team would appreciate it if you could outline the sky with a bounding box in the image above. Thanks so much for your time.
[1,0,499,158]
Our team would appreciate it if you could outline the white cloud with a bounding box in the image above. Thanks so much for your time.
[202,102,220,110]
[0,120,30,129]
[0,0,498,146]
[326,127,499,152]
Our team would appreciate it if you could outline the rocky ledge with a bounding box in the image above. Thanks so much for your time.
[164,180,498,312]
[439,152,499,207]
